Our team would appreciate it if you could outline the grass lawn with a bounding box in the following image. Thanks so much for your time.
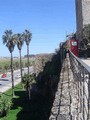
[0,83,51,120]
[0,84,23,120]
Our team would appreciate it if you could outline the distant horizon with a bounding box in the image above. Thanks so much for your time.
[0,52,55,58]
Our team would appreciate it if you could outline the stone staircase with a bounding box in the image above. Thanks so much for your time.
[49,55,78,120]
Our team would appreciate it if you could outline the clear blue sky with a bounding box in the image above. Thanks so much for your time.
[0,0,76,57]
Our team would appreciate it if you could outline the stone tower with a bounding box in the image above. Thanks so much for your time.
[75,0,90,40]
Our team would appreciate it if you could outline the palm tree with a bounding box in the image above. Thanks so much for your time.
[22,73,36,100]
[15,33,24,82]
[23,30,32,74]
[2,30,16,97]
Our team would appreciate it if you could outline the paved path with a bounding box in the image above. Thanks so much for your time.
[81,58,90,67]
[49,55,78,120]
[0,66,33,94]
[0,78,21,93]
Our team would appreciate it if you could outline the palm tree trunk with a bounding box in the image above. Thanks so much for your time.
[19,50,22,82]
[19,50,24,89]
[27,44,29,74]
[28,86,31,100]
[11,52,15,97]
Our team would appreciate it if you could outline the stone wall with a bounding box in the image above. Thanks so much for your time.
[49,55,78,120]
[76,0,83,40]
[35,54,53,76]
[82,0,90,26]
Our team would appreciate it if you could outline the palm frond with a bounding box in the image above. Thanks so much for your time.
[2,35,7,44]
[23,29,32,45]
[15,33,24,50]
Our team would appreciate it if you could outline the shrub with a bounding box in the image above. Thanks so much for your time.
[0,95,12,117]
[22,73,36,100]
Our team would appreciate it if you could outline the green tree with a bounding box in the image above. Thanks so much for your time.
[2,30,16,97]
[23,30,32,74]
[15,33,24,82]
[14,61,19,70]
[0,95,12,117]
[82,24,90,48]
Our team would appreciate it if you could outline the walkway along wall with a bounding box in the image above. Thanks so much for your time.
[49,54,78,120]
[49,52,90,120]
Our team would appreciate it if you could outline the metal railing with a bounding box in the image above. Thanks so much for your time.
[69,51,90,120]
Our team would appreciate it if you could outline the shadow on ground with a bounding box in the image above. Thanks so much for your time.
[12,90,51,120]
[11,48,64,120]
